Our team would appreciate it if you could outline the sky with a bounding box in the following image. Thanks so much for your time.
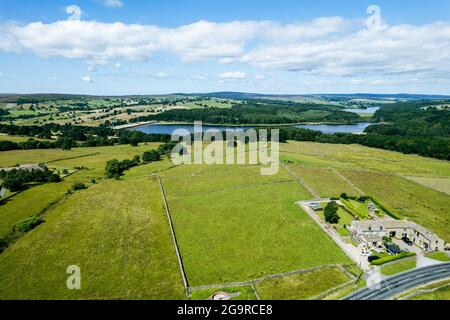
[1,0,450,95]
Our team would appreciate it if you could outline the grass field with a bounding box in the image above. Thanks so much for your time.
[255,266,352,300]
[166,166,351,286]
[286,165,357,198]
[0,177,77,238]
[0,139,449,299]
[0,177,185,299]
[426,251,450,262]
[0,134,51,143]
[411,285,450,300]
[190,286,257,300]
[380,259,417,276]
[404,176,450,195]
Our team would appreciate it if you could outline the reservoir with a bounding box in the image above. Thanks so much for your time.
[134,122,374,135]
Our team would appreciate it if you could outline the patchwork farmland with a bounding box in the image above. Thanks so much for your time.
[0,140,449,299]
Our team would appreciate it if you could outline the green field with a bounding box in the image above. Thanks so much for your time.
[411,285,450,300]
[0,139,449,299]
[164,163,351,286]
[255,266,352,300]
[380,259,417,276]
[426,251,450,262]
[0,177,185,299]
[286,166,357,198]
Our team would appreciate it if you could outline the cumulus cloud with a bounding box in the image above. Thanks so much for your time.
[81,75,94,83]
[1,15,450,82]
[218,71,247,82]
[95,0,123,8]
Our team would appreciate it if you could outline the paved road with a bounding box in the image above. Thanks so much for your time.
[344,262,450,300]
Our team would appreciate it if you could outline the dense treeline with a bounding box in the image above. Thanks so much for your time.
[0,123,171,151]
[0,167,61,192]
[278,127,450,160]
[129,101,361,125]
[368,101,450,137]
[105,142,174,179]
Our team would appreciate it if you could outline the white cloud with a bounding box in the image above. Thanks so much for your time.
[193,73,209,81]
[81,75,94,83]
[96,0,123,8]
[47,76,59,81]
[218,71,247,82]
[1,15,450,84]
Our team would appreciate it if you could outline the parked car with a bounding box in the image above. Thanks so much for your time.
[368,255,380,263]
[361,250,371,257]
[402,237,414,246]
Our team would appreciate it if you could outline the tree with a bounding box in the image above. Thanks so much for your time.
[142,150,161,163]
[2,169,27,191]
[324,201,341,224]
[105,159,123,179]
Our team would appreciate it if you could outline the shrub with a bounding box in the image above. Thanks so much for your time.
[371,252,416,266]
[142,150,161,163]
[14,215,44,233]
[71,182,87,191]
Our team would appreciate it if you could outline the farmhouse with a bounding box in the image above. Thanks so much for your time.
[348,220,445,252]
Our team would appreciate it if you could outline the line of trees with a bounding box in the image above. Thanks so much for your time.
[105,142,174,179]
[277,126,450,160]
[0,168,61,192]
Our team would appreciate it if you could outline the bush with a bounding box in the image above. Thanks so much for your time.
[71,182,87,191]
[142,150,161,163]
[14,215,44,233]
[371,252,416,266]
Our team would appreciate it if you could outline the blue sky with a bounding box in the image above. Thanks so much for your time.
[1,0,450,95]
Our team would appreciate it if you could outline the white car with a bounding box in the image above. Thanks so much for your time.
[361,250,372,256]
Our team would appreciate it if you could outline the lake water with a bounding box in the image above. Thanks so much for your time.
[134,123,374,135]
[343,107,380,114]
[295,123,374,134]
[134,124,254,135]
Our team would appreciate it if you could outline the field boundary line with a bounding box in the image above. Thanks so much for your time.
[154,174,190,297]
[189,264,345,291]
[331,168,364,195]
[168,179,296,200]
[310,278,359,300]
[251,283,261,300]
[396,281,450,300]
[46,152,100,164]
[281,163,320,199]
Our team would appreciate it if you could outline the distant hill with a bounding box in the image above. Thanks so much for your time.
[1,92,449,102]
